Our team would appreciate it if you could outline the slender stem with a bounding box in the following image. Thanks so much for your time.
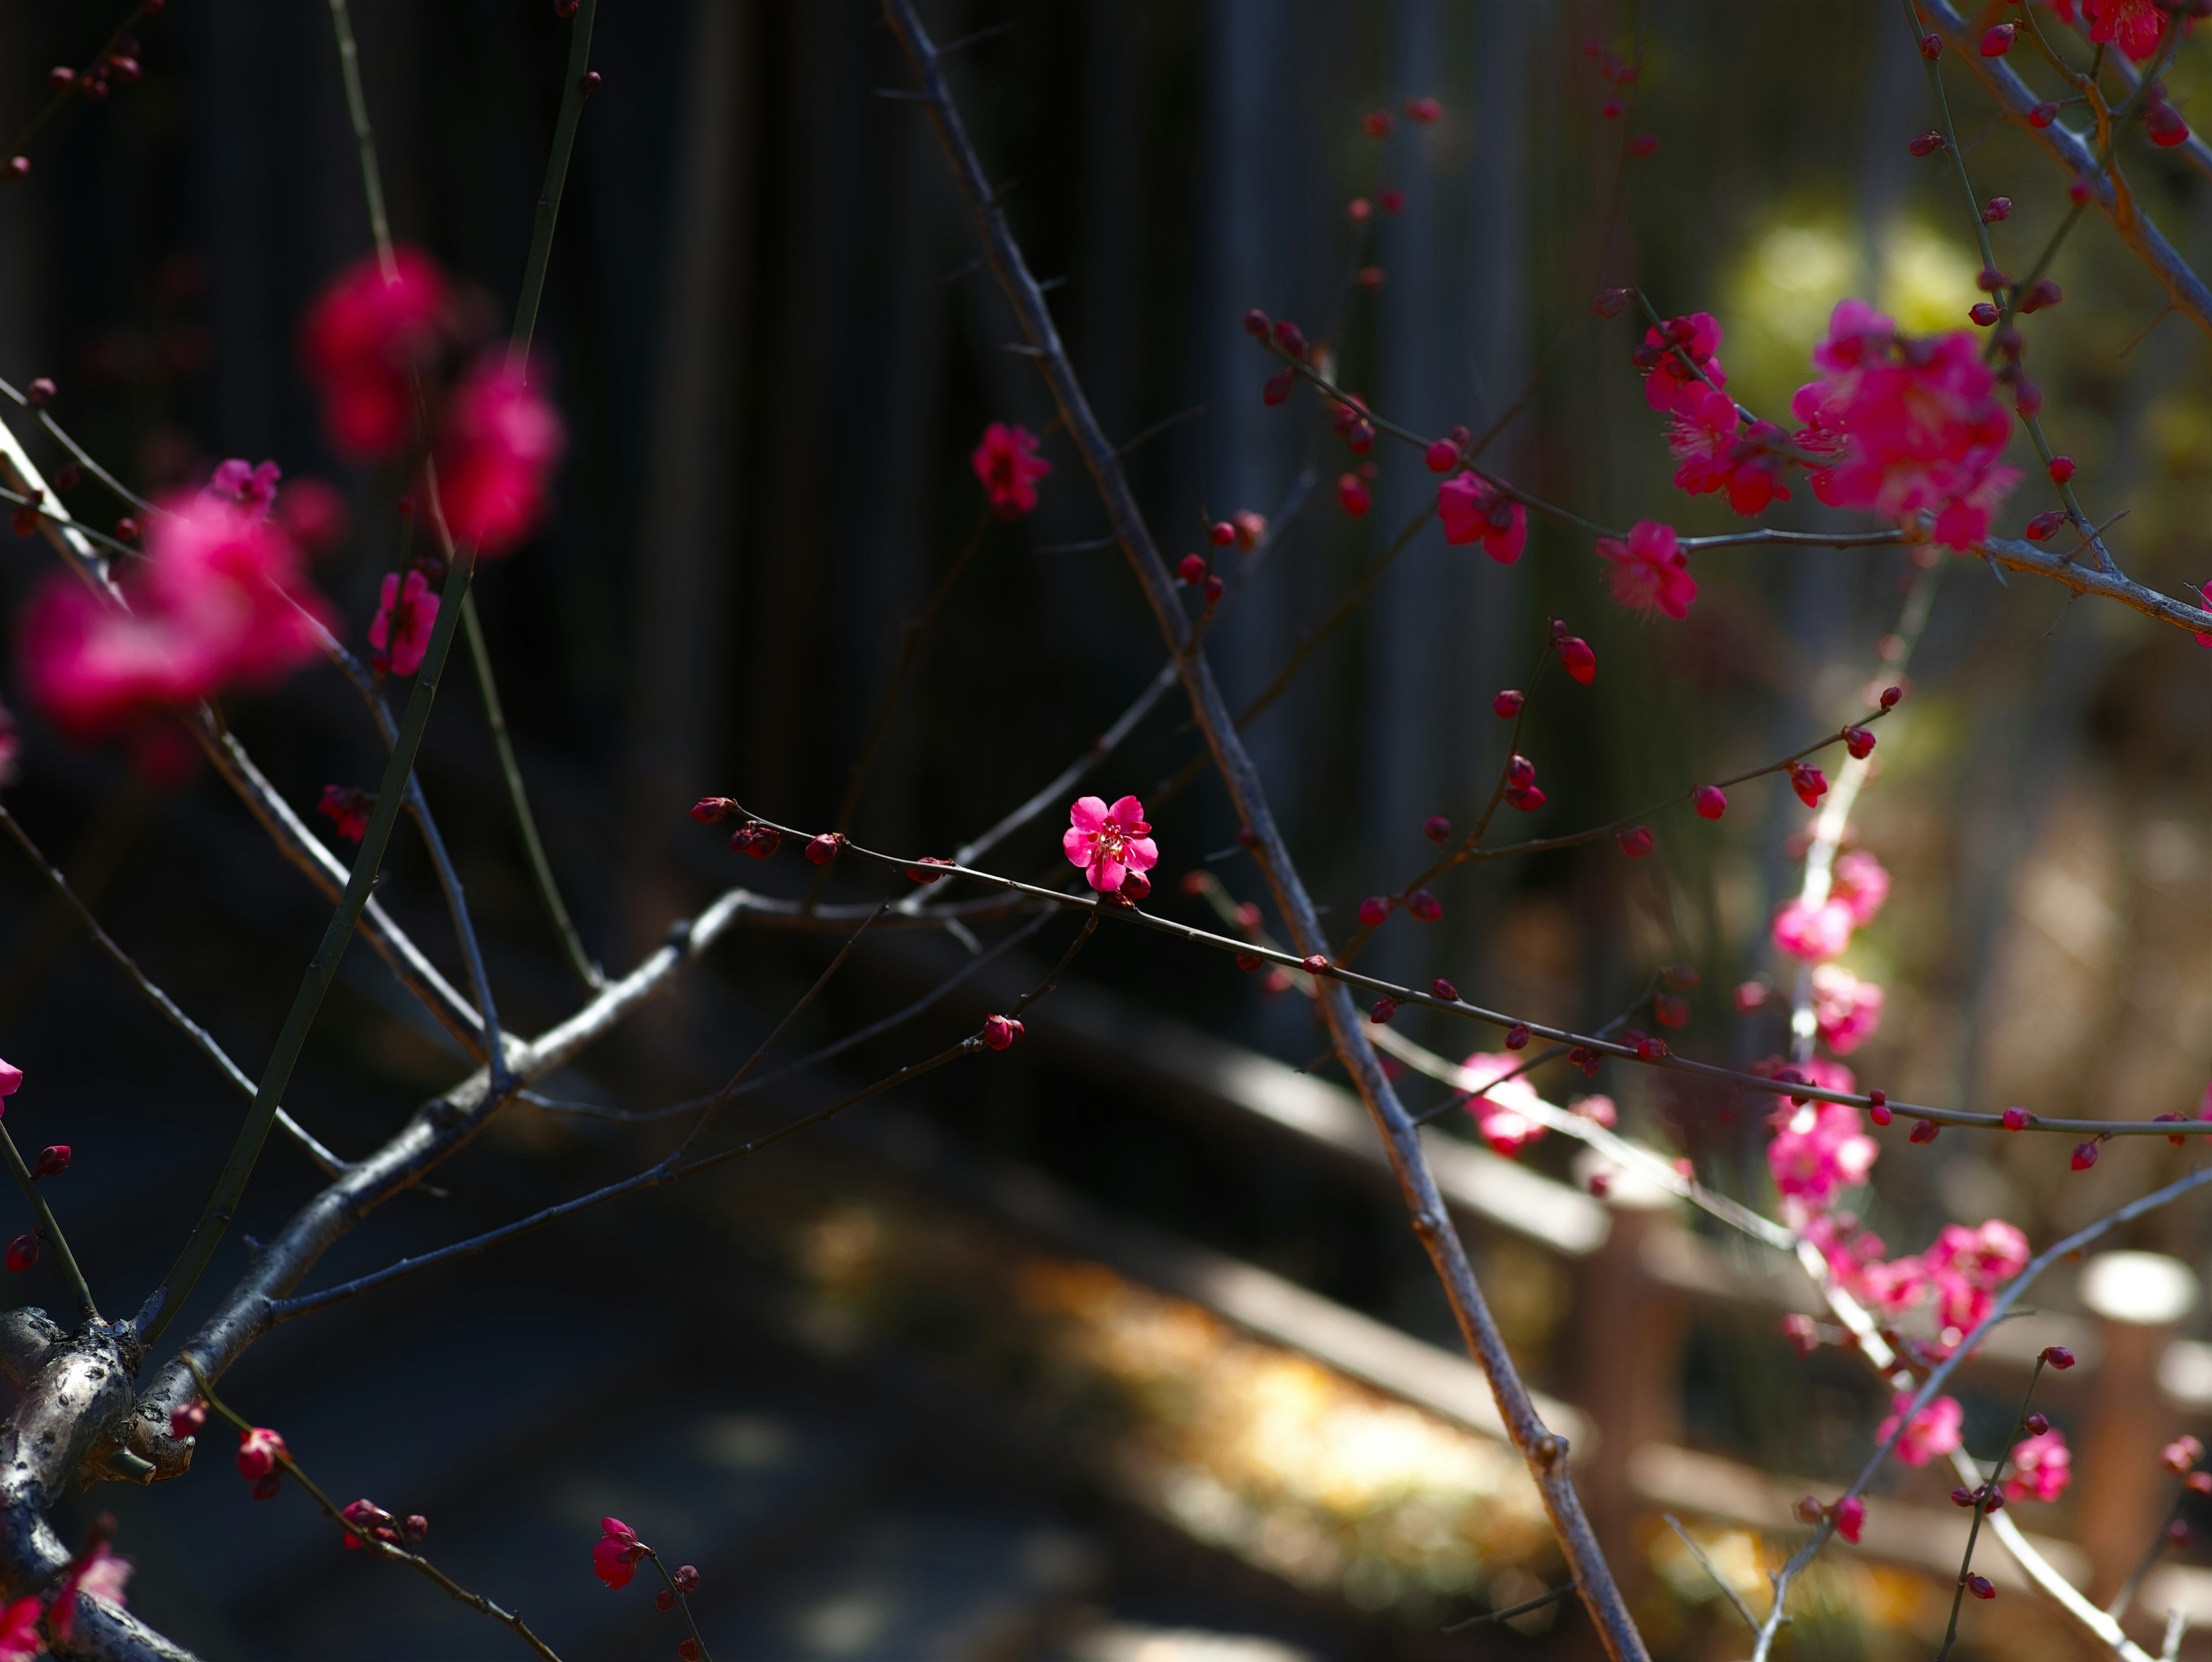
[185,1360,565,1662]
[1659,1513,1758,1630]
[3,2,163,164]
[509,0,600,373]
[645,1554,713,1660]
[325,0,395,283]
[0,805,344,1175]
[1443,1583,1575,1631]
[138,543,481,1346]
[462,591,601,988]
[1933,1360,2047,1661]
[0,1126,94,1323]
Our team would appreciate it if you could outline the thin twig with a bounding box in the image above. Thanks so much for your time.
[0,805,344,1176]
[1660,1513,1758,1630]
[1442,1582,1575,1631]
[185,1360,565,1661]
[0,1126,94,1323]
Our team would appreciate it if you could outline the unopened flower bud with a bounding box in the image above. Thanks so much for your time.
[1980,23,2016,55]
[2019,278,2063,314]
[679,1641,702,1661]
[1493,688,1524,718]
[2025,1413,2050,1437]
[803,832,843,866]
[1431,978,1459,1002]
[1617,824,1654,858]
[2048,455,2075,483]
[2071,1139,2099,1170]
[1691,783,1726,820]
[1271,319,1308,359]
[1793,1494,1824,1524]
[1235,952,1262,972]
[1969,301,2000,327]
[2002,1107,2029,1130]
[1636,1036,1667,1062]
[1879,684,1903,709]
[1907,131,1947,157]
[1423,815,1452,845]
[1869,1089,1892,1125]
[673,1564,700,1592]
[1336,474,1371,517]
[1557,636,1596,685]
[2162,1436,2203,1474]
[1976,266,2010,294]
[1910,1118,1940,1144]
[689,797,731,824]
[1369,997,1398,1025]
[1951,1487,1978,1508]
[1506,1023,1531,1050]
[1301,955,1328,975]
[1177,554,1206,585]
[24,378,55,407]
[1243,308,1271,340]
[578,70,603,96]
[2029,100,2061,129]
[2041,1345,2076,1369]
[2025,509,2067,540]
[1982,196,2013,223]
[1261,368,1295,406]
[1424,438,1459,472]
[1202,573,1225,602]
[1654,991,1689,1029]
[402,1514,427,1543]
[982,1014,1025,1051]
[3,1235,36,1273]
[656,1588,676,1611]
[1358,896,1389,927]
[1120,870,1151,902]
[1843,726,1876,759]
[32,1146,67,1178]
[1592,287,1631,318]
[1918,32,1943,58]
[1965,1573,1995,1601]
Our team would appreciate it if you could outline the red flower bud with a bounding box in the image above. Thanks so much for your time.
[1431,978,1459,1002]
[1209,521,1235,547]
[2048,455,2075,483]
[1793,1494,1824,1524]
[1177,554,1207,584]
[1636,1036,1667,1062]
[656,1588,676,1612]
[1243,308,1271,340]
[2068,177,2091,203]
[803,832,843,865]
[906,856,949,885]
[2071,1139,2099,1170]
[1358,896,1389,927]
[2041,1345,2076,1369]
[1423,815,1452,844]
[113,516,139,542]
[25,378,55,407]
[1910,1118,1940,1144]
[2025,1413,2049,1437]
[1271,320,1308,358]
[170,1400,207,1439]
[1982,196,2013,223]
[1506,1023,1530,1050]
[1493,688,1525,718]
[2018,278,2063,313]
[1907,132,1947,157]
[1980,24,2016,55]
[1503,783,1548,812]
[1880,684,1903,709]
[1336,473,1372,517]
[1236,952,1262,972]
[1951,1487,1978,1508]
[1965,1573,1995,1600]
[1975,266,2010,294]
[236,1426,287,1482]
[1789,762,1829,808]
[2031,100,2061,128]
[2025,509,2067,540]
[3,1235,36,1273]
[2002,1107,2029,1130]
[402,1514,428,1543]
[1261,368,1295,406]
[1406,888,1442,921]
[2148,97,2191,148]
[1120,870,1152,902]
[1301,955,1328,975]
[1617,825,1654,858]
[673,1564,700,1592]
[1843,726,1876,759]
[1405,97,1442,124]
[1425,438,1459,472]
[1557,637,1596,685]
[982,1014,1025,1051]
[1202,573,1225,602]
[1654,991,1689,1028]
[32,1146,68,1178]
[1968,302,2000,327]
[679,1641,702,1661]
[1369,997,1398,1025]
[1869,1090,1892,1126]
[1919,32,1944,58]
[689,797,731,824]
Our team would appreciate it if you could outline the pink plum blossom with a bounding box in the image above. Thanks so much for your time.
[2006,1428,2072,1502]
[298,247,452,459]
[1460,1052,1548,1157]
[1832,850,1891,926]
[20,497,332,740]
[1766,1101,1878,1211]
[1063,795,1158,894]
[199,459,282,521]
[1925,1219,2029,1335]
[1772,896,1855,963]
[368,569,439,677]
[594,1517,648,1589]
[1810,964,1885,1054]
[1640,311,1725,414]
[434,358,566,555]
[1668,381,1793,514]
[1791,300,2020,550]
[1875,1390,1964,1466]
[1436,471,1527,563]
[0,1598,37,1662]
[2048,0,2179,61]
[971,422,1052,519]
[0,1059,18,1097]
[50,1540,132,1641]
[1832,1495,1865,1543]
[1595,520,1696,620]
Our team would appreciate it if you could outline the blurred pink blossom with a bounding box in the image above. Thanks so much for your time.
[1832,850,1891,925]
[1875,1391,1963,1466]
[1596,520,1696,620]
[434,358,566,555]
[970,422,1051,519]
[1767,1101,1877,1210]
[1772,896,1854,962]
[1460,1053,1548,1158]
[368,569,438,677]
[2006,1428,2071,1502]
[298,248,452,459]
[1811,964,1885,1054]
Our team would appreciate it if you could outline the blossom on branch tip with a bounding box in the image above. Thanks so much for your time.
[0,1060,18,1097]
[1460,1053,1547,1157]
[1596,520,1695,619]
[689,797,733,824]
[1436,471,1525,562]
[1063,795,1158,894]
[593,1518,649,1589]
[983,1014,1024,1050]
[299,248,452,459]
[368,568,438,677]
[2069,0,2183,62]
[32,1145,68,1178]
[1876,1391,1964,1466]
